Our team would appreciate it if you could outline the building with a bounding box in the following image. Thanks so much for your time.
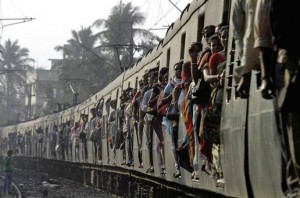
[25,68,59,119]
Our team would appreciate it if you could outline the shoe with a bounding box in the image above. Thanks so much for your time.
[191,171,195,179]
[216,178,225,188]
[160,167,166,175]
[98,160,103,165]
[113,161,117,166]
[146,166,154,173]
[139,163,144,168]
[173,170,181,179]
[192,171,200,182]
[121,161,126,165]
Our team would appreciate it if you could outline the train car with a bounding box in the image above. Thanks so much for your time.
[1,0,298,197]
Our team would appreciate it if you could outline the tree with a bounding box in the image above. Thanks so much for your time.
[0,39,34,123]
[93,1,161,72]
[54,26,118,105]
[53,1,161,105]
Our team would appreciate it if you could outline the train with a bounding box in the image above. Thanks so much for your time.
[0,0,298,197]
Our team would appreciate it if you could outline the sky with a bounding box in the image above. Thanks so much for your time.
[0,0,191,69]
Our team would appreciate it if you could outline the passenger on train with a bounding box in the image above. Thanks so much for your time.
[24,130,31,156]
[16,132,24,155]
[57,123,65,160]
[201,26,229,186]
[133,70,151,169]
[95,99,104,164]
[108,99,118,165]
[141,67,166,174]
[49,125,57,159]
[68,120,74,160]
[63,121,71,160]
[176,60,196,179]
[79,114,88,162]
[161,62,182,178]
[188,25,216,181]
[231,0,260,98]
[147,66,169,175]
[254,0,300,195]
[123,87,135,167]
[215,22,229,36]
[37,127,43,156]
[119,91,128,165]
[197,34,220,175]
[71,121,80,162]
[132,79,145,168]
[89,108,98,163]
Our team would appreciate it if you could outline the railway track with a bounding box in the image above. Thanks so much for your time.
[0,176,22,198]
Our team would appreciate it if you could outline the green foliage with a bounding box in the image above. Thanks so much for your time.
[55,1,160,104]
[0,39,34,124]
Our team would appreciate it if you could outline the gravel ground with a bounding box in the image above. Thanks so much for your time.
[12,168,112,198]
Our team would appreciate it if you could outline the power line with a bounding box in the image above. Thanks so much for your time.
[0,17,35,28]
[168,0,182,12]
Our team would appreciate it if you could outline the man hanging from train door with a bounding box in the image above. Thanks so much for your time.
[254,0,300,196]
[132,79,147,168]
[231,0,260,98]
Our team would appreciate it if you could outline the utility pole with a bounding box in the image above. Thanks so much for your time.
[119,20,134,71]
[69,83,79,106]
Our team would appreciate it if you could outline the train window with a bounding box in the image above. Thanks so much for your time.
[116,89,119,108]
[105,97,111,115]
[135,77,138,90]
[180,33,186,60]
[197,14,205,44]
[166,48,171,69]
[223,0,230,22]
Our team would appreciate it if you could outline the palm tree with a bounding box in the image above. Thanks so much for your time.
[93,1,161,72]
[55,26,97,61]
[0,39,34,123]
[54,26,117,105]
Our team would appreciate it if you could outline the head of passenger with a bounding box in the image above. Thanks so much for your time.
[147,68,159,84]
[209,34,223,53]
[202,25,216,44]
[174,60,183,80]
[142,70,149,86]
[97,99,104,117]
[138,80,144,90]
[120,91,127,104]
[90,108,96,117]
[215,22,229,36]
[181,61,191,82]
[220,25,229,51]
[110,99,117,109]
[74,121,79,128]
[159,67,169,85]
[126,87,134,100]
